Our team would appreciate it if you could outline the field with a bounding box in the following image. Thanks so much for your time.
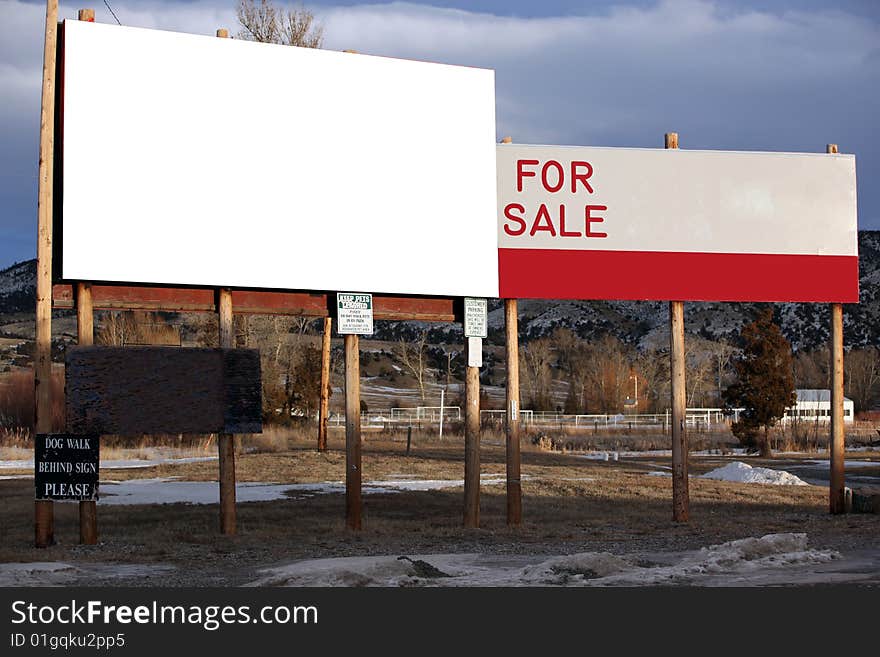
[1,429,878,586]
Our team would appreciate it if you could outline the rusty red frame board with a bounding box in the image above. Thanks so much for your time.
[66,346,262,435]
[53,284,457,322]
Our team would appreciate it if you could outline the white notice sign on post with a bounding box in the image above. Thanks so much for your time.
[337,293,373,335]
[464,298,488,338]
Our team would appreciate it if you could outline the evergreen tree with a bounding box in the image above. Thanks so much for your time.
[722,309,796,457]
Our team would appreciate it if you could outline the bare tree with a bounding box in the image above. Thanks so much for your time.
[236,0,324,47]
[96,311,180,346]
[846,347,880,412]
[397,330,429,401]
[520,337,554,411]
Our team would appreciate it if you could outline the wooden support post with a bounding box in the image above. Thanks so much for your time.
[317,317,332,451]
[830,302,845,513]
[666,131,689,523]
[505,298,522,526]
[344,334,362,530]
[217,288,237,535]
[670,300,689,521]
[827,143,846,514]
[463,337,481,528]
[34,0,59,549]
[76,283,98,544]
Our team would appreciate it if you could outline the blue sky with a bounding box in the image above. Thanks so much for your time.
[1,0,878,269]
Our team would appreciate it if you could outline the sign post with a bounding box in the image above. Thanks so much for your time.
[666,132,689,523]
[336,293,373,530]
[463,297,486,528]
[318,317,332,452]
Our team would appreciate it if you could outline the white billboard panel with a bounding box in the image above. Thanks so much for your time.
[61,21,499,298]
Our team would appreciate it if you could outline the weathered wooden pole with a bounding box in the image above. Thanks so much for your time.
[72,8,98,547]
[463,337,481,528]
[318,317,332,451]
[500,136,522,527]
[827,143,846,514]
[666,132,689,523]
[76,282,98,544]
[505,299,522,526]
[34,0,59,548]
[213,27,237,535]
[344,334,362,530]
[217,288,237,535]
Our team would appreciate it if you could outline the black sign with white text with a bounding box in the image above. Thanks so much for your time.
[34,433,99,501]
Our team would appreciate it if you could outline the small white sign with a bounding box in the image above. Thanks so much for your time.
[337,293,373,335]
[467,337,483,368]
[464,297,488,338]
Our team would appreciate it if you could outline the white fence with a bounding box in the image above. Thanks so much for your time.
[330,407,731,431]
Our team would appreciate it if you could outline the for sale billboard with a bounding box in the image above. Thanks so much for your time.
[497,144,858,302]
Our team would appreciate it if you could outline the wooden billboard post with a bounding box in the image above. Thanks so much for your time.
[76,283,98,544]
[212,27,238,535]
[318,317,332,451]
[217,287,237,534]
[463,339,480,527]
[666,132,689,523]
[463,301,484,529]
[344,333,362,530]
[500,136,522,527]
[827,143,846,515]
[73,9,98,547]
[34,0,59,548]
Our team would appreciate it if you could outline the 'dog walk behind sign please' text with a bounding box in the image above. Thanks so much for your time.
[35,433,99,501]
[337,293,373,335]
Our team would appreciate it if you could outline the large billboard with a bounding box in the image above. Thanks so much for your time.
[497,145,858,302]
[60,21,499,298]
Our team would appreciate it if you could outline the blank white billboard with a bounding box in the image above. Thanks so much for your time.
[61,21,499,297]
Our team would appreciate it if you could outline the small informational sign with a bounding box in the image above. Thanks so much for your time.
[337,293,374,335]
[463,297,488,338]
[467,336,483,368]
[34,433,99,501]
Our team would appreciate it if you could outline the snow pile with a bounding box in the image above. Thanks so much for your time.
[520,552,632,583]
[0,563,81,586]
[701,461,808,486]
[249,533,841,587]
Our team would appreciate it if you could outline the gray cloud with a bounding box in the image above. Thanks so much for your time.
[1,0,877,267]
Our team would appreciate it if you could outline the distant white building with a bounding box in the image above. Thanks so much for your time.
[783,389,854,424]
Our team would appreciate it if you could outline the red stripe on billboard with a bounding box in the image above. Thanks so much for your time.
[498,249,859,303]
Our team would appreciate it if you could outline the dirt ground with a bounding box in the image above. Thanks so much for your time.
[0,432,878,586]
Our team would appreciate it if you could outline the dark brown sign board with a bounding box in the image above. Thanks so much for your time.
[66,347,262,435]
[35,433,99,501]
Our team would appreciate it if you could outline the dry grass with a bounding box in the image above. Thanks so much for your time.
[0,366,65,443]
[0,429,877,586]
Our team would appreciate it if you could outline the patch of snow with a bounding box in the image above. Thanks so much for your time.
[98,474,509,505]
[0,453,217,471]
[248,533,843,587]
[795,459,879,469]
[0,562,175,586]
[0,562,80,586]
[701,461,809,486]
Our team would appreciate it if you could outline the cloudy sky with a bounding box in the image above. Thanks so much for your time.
[1,0,877,269]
